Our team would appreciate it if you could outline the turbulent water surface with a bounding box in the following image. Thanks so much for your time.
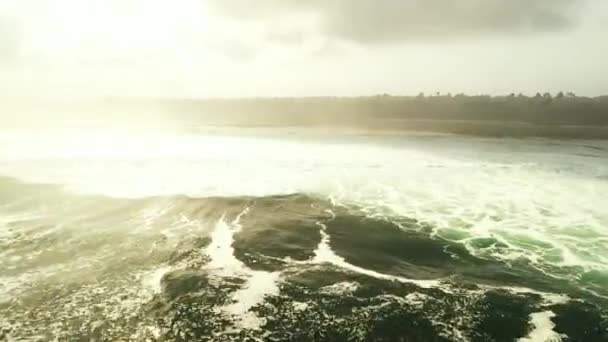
[1,128,607,341]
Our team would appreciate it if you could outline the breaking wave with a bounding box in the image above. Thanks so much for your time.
[1,130,607,340]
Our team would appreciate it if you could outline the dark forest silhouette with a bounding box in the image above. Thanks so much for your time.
[133,93,608,138]
[161,92,608,126]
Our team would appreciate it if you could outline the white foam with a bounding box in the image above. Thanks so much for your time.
[223,270,281,330]
[404,292,429,307]
[1,131,607,290]
[206,208,281,330]
[206,213,249,276]
[518,311,564,342]
[319,281,360,295]
[292,301,309,311]
[0,266,64,304]
[141,265,172,294]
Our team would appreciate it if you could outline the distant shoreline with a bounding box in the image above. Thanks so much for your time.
[4,95,608,139]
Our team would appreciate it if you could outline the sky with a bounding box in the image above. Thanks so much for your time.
[1,0,607,98]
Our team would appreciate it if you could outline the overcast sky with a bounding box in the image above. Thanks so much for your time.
[1,0,607,98]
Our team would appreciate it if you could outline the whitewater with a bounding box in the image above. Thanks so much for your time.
[1,127,607,341]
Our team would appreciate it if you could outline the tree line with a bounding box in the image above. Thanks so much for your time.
[160,93,608,127]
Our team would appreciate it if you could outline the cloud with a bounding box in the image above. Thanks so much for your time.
[208,0,584,43]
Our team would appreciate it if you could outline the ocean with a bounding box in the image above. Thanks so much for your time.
[1,128,607,341]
